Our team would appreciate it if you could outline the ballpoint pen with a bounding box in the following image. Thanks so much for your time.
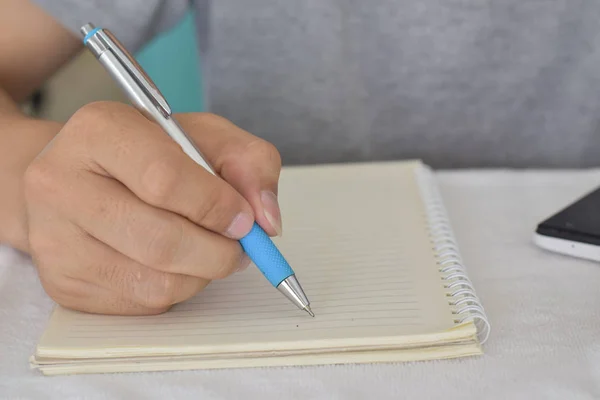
[79,23,314,317]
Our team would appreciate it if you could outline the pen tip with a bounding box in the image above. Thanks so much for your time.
[304,306,315,317]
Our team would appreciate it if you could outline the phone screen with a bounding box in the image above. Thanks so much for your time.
[536,186,600,245]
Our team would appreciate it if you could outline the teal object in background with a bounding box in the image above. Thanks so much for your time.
[135,10,205,113]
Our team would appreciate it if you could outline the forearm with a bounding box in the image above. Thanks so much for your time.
[0,88,61,252]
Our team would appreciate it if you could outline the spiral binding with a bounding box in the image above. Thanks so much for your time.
[415,164,491,344]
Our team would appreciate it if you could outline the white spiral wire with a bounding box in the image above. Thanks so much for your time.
[415,164,491,344]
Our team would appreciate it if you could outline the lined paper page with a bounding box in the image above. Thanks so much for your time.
[37,161,457,358]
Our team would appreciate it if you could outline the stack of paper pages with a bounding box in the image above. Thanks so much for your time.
[30,160,490,375]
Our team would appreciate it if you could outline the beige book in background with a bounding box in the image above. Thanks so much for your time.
[30,160,490,376]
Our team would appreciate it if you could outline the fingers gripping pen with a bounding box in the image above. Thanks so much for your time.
[80,23,314,317]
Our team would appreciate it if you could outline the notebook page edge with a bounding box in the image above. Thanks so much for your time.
[34,319,477,359]
[32,337,482,376]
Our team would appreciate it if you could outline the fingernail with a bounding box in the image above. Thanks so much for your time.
[261,190,282,236]
[226,212,254,239]
[237,253,252,272]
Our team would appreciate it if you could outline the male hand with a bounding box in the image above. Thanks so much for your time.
[23,101,283,315]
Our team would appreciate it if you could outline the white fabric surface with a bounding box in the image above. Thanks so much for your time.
[2,169,600,399]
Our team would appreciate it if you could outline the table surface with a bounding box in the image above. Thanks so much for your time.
[2,169,600,399]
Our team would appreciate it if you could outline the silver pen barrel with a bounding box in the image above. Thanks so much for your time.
[81,24,216,174]
[81,23,314,317]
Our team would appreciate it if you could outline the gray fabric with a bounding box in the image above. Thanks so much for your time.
[32,0,188,52]
[33,0,600,168]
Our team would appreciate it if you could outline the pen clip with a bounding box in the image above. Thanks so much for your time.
[83,24,172,117]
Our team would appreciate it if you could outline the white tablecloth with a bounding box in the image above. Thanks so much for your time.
[2,169,600,399]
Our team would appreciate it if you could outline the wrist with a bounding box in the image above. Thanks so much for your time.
[0,114,61,252]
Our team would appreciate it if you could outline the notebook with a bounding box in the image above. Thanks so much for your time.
[30,160,490,376]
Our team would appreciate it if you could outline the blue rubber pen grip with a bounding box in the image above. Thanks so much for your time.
[239,223,294,287]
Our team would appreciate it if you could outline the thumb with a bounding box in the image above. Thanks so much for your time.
[177,113,283,237]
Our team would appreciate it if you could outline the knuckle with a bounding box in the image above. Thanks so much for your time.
[68,102,110,135]
[142,218,183,269]
[71,101,122,124]
[140,156,182,206]
[194,112,227,127]
[67,101,133,145]
[71,101,103,121]
[248,139,282,170]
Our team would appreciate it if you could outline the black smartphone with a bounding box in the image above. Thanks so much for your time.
[534,186,600,262]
